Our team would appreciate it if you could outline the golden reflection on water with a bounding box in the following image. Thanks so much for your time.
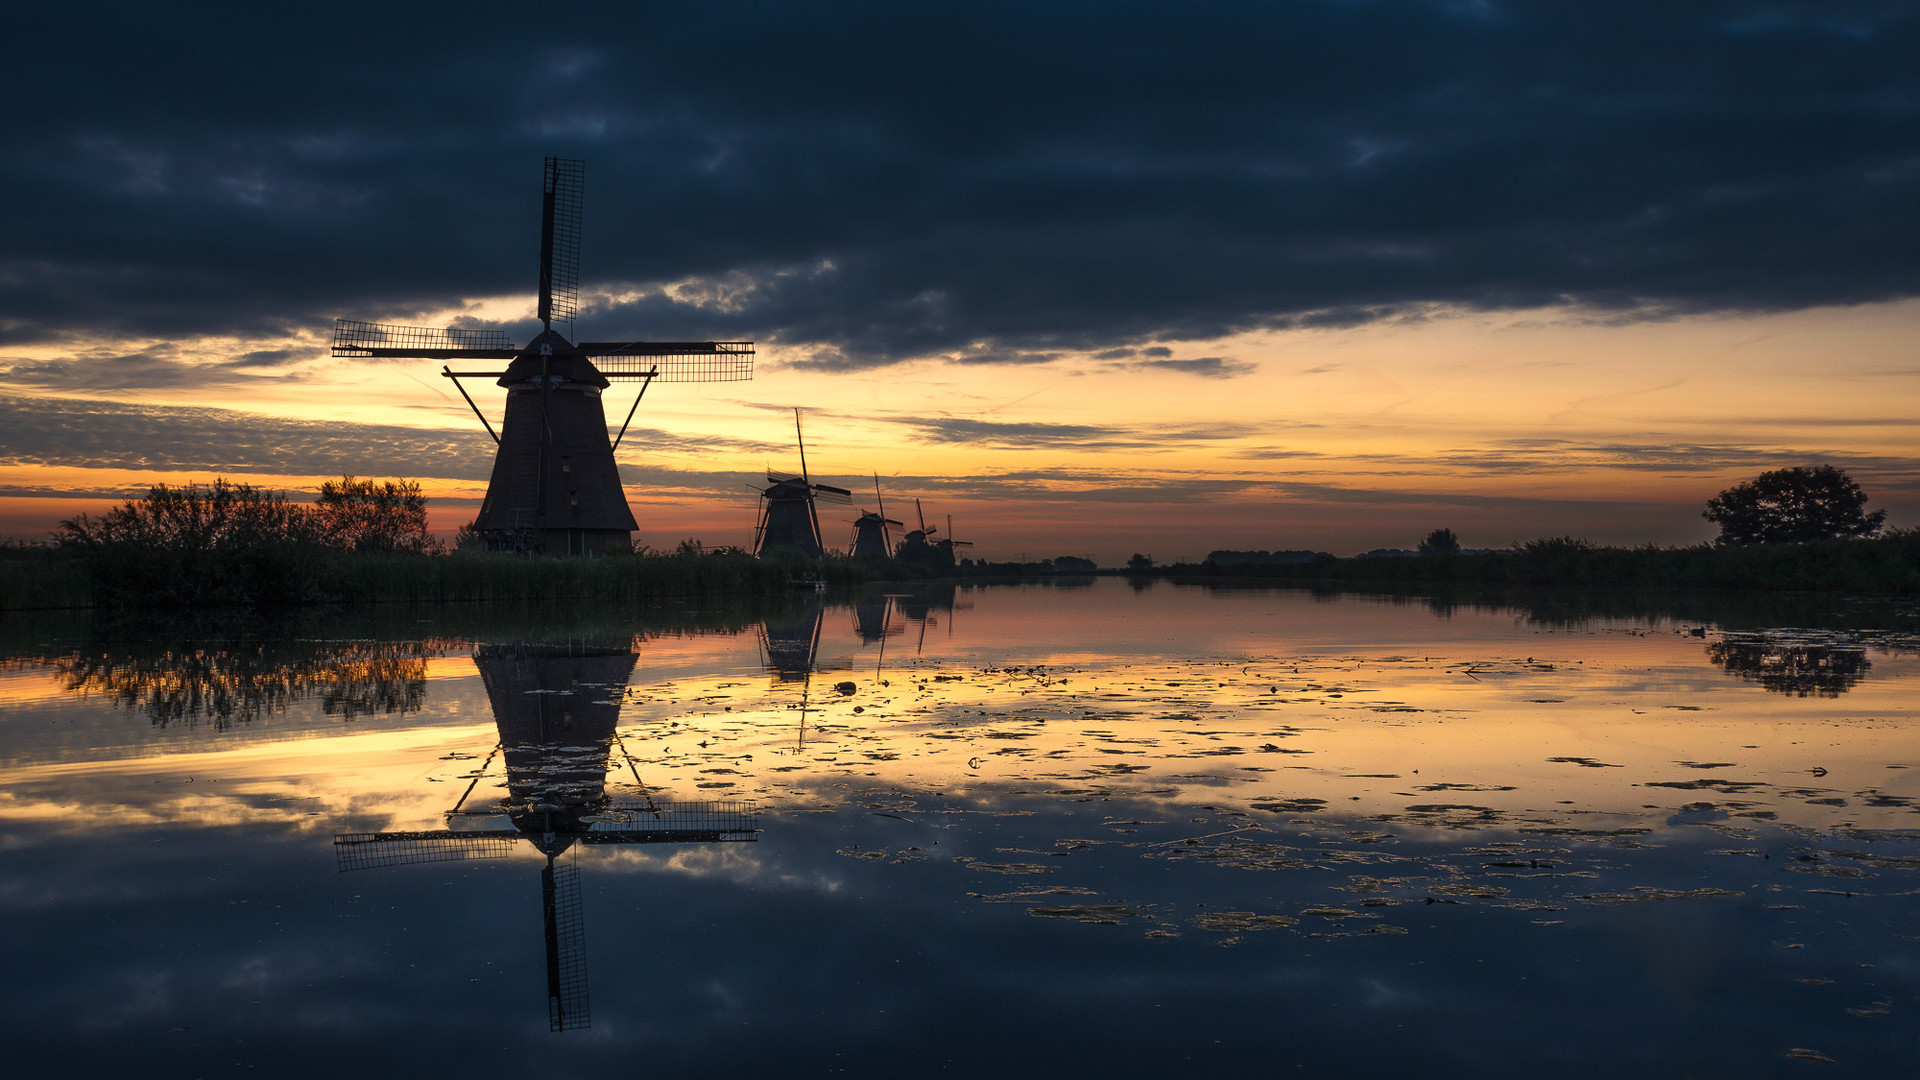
[621,636,1920,835]
[0,586,1915,844]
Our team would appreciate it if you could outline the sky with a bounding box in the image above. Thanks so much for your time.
[1,0,1916,563]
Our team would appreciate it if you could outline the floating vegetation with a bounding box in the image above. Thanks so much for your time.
[1030,903,1151,924]
[1189,911,1298,932]
[1573,887,1744,906]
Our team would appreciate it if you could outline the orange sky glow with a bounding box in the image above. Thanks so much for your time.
[2,298,1914,563]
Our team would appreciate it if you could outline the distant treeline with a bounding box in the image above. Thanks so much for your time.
[1204,549,1327,566]
[1162,533,1920,594]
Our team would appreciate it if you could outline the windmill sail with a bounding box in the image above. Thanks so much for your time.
[544,856,590,1031]
[332,320,516,360]
[538,157,586,329]
[334,830,521,871]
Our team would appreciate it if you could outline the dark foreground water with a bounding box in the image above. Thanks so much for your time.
[2,580,1916,1077]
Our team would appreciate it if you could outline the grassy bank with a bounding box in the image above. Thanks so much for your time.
[1143,532,1920,594]
[0,544,864,611]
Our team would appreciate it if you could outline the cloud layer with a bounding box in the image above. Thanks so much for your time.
[4,2,1915,367]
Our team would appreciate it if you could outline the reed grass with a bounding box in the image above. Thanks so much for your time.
[1,545,865,611]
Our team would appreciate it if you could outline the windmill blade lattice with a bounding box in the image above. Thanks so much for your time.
[544,857,590,1032]
[332,320,516,359]
[584,343,755,382]
[538,157,586,328]
[333,829,521,871]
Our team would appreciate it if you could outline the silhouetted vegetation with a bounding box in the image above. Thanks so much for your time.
[13,478,866,610]
[1418,528,1461,556]
[0,539,92,609]
[55,479,337,606]
[1205,549,1323,566]
[1704,465,1886,545]
[316,476,435,554]
[1170,530,1920,594]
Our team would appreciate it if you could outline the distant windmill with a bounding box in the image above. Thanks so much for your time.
[332,158,754,555]
[753,409,852,558]
[334,642,758,1032]
[850,474,902,560]
[897,498,937,552]
[938,513,975,563]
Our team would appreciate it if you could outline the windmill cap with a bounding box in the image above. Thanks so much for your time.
[498,329,610,388]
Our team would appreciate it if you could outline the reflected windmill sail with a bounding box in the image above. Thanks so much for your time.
[335,639,759,1032]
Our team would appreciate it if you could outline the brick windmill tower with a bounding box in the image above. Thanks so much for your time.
[333,158,753,554]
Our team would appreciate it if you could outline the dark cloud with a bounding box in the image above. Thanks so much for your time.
[2,2,1916,367]
[0,395,770,485]
[1229,438,1920,488]
[0,350,255,392]
[1115,356,1256,378]
[892,417,1259,450]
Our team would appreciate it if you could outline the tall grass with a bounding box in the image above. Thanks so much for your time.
[2,543,866,611]
[326,549,862,604]
[0,541,92,610]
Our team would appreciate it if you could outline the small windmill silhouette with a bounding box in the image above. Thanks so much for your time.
[753,409,852,558]
[850,474,903,560]
[332,158,754,555]
[334,642,758,1032]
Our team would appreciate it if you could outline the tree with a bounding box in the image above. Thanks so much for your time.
[315,476,434,554]
[1126,553,1154,571]
[1703,466,1885,545]
[1417,528,1461,556]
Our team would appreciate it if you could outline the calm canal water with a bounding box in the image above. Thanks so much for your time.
[2,579,1916,1077]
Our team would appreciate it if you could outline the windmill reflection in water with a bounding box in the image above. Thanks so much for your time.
[760,586,962,747]
[334,641,758,1032]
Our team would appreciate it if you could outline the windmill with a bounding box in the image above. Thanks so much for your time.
[850,473,902,560]
[753,409,852,558]
[894,498,957,570]
[333,641,758,1032]
[938,513,975,564]
[332,157,754,555]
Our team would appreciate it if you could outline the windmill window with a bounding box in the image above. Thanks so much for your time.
[561,457,571,474]
[569,491,578,507]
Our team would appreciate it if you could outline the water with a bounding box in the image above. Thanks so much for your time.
[2,580,1916,1076]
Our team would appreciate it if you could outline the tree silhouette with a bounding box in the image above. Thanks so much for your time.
[1703,466,1885,545]
[316,476,434,554]
[1417,528,1461,556]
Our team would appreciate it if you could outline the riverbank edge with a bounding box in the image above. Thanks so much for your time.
[6,531,1917,611]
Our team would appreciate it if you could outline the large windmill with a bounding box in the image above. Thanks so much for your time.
[753,410,851,558]
[332,158,754,555]
[334,642,758,1032]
